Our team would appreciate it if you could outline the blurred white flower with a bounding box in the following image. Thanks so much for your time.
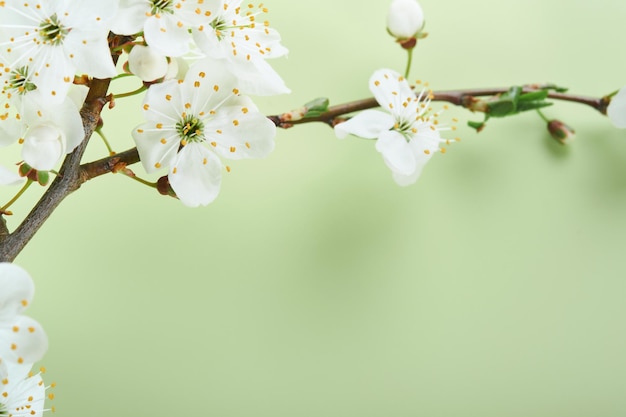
[387,0,425,39]
[0,0,118,101]
[132,60,276,207]
[0,263,48,381]
[112,0,220,57]
[0,165,24,186]
[607,86,626,128]
[335,68,450,186]
[192,0,290,96]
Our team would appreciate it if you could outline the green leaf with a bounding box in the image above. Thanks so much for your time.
[303,97,329,118]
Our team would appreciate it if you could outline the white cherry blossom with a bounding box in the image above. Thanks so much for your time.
[335,68,452,186]
[0,263,48,381]
[132,59,276,207]
[192,0,289,96]
[0,0,118,101]
[112,0,221,57]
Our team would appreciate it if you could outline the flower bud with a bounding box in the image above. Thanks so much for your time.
[607,86,626,128]
[128,45,169,82]
[157,175,177,199]
[22,124,66,171]
[387,0,425,40]
[547,120,575,145]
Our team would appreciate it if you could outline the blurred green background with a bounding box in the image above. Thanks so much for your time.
[7,0,626,416]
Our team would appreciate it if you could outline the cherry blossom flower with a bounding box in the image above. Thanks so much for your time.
[335,68,451,186]
[112,0,221,57]
[0,263,48,381]
[132,59,276,207]
[0,362,47,417]
[607,86,626,128]
[0,0,118,101]
[192,0,289,96]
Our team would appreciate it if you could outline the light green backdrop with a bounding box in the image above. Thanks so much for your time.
[9,0,626,416]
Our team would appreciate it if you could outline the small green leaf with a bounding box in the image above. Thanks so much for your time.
[303,97,329,118]
[488,99,516,117]
[517,101,553,112]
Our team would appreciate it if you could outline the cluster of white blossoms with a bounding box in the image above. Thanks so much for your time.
[0,0,288,206]
[0,263,50,416]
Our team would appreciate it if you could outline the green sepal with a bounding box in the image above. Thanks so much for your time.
[36,171,49,186]
[18,163,50,186]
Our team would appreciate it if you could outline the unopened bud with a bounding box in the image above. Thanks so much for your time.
[387,0,425,41]
[22,124,65,171]
[547,120,575,145]
[128,45,169,82]
[157,175,177,199]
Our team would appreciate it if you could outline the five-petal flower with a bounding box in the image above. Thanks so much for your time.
[192,0,289,95]
[132,59,276,206]
[335,68,449,186]
[0,0,118,101]
[112,0,221,57]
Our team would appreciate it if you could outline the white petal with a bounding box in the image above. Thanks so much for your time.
[64,31,118,79]
[133,123,180,174]
[183,59,238,112]
[607,86,626,128]
[29,46,75,102]
[144,15,191,57]
[111,0,150,34]
[231,58,290,96]
[0,263,34,321]
[369,69,415,114]
[0,315,48,367]
[168,143,222,207]
[142,80,183,122]
[128,45,169,82]
[21,124,66,171]
[334,110,394,139]
[0,165,25,186]
[375,130,417,176]
[204,97,276,160]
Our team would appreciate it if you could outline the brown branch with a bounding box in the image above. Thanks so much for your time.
[0,78,612,261]
[270,85,609,128]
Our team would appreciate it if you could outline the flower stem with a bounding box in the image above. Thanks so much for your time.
[95,128,115,155]
[114,85,147,99]
[120,170,157,189]
[536,109,550,123]
[0,180,33,214]
[404,48,414,79]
